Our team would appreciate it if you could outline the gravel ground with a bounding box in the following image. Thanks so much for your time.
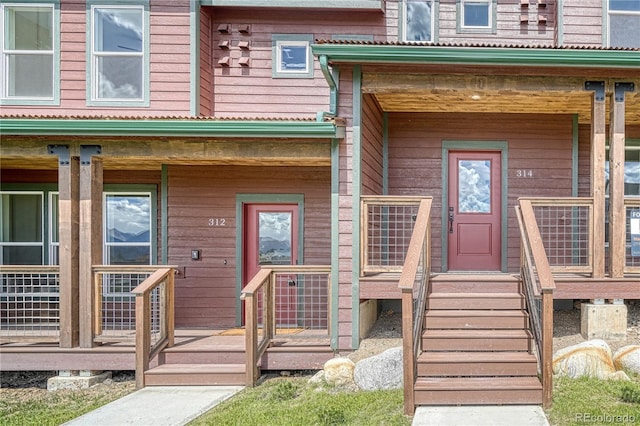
[2,301,639,392]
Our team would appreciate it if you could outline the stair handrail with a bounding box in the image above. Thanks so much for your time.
[241,268,274,386]
[398,197,432,416]
[131,267,176,389]
[515,199,556,408]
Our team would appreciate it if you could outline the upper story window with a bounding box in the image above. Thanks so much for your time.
[1,3,58,104]
[89,3,148,105]
[608,0,640,48]
[403,0,435,42]
[272,34,314,79]
[460,0,492,29]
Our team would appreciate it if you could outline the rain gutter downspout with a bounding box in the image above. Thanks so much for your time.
[317,55,339,122]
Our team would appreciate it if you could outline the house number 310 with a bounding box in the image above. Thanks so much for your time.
[516,170,533,178]
[209,218,226,227]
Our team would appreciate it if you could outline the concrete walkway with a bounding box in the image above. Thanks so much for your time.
[412,405,550,426]
[63,386,243,426]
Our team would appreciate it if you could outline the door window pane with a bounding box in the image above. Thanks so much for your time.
[404,0,433,42]
[258,212,292,265]
[458,160,491,213]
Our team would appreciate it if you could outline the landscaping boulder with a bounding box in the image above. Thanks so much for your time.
[321,357,356,388]
[354,346,403,391]
[613,345,640,374]
[552,339,624,379]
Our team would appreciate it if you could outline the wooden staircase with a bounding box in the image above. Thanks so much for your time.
[414,274,543,405]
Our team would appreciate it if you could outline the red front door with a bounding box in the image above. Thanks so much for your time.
[243,204,299,326]
[447,151,502,271]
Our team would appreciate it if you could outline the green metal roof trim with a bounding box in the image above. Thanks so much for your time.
[311,43,640,69]
[200,0,384,11]
[0,117,342,138]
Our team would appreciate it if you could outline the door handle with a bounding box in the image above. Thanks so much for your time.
[448,209,454,234]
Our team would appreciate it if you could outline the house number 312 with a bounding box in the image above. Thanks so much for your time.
[209,218,226,227]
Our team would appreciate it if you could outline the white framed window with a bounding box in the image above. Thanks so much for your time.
[608,0,640,48]
[461,0,492,29]
[272,34,313,78]
[0,191,44,265]
[89,4,147,104]
[1,3,56,102]
[103,192,152,266]
[403,0,434,42]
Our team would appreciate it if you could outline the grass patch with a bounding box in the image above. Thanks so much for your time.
[547,373,640,426]
[189,376,411,426]
[0,378,134,426]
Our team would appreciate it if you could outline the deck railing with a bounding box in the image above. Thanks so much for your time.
[92,266,171,343]
[516,199,556,408]
[528,197,594,274]
[131,267,175,389]
[361,196,426,275]
[241,265,331,386]
[0,265,60,342]
[398,198,432,416]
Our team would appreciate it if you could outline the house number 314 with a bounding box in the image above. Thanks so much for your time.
[516,170,533,178]
[209,218,226,227]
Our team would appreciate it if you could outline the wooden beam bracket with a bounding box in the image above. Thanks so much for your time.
[48,144,70,165]
[585,81,605,101]
[614,82,635,102]
[80,145,102,166]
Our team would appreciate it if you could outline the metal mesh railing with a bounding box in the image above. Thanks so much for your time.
[272,270,329,338]
[94,270,152,341]
[625,200,640,273]
[0,267,60,340]
[361,197,424,274]
[531,200,592,272]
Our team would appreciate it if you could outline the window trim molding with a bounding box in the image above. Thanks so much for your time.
[0,1,61,106]
[456,0,497,34]
[271,34,314,79]
[102,184,157,265]
[400,0,438,43]
[85,0,150,107]
[605,0,640,48]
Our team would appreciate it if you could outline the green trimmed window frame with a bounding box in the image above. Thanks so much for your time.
[0,1,60,105]
[456,0,497,34]
[0,185,58,265]
[401,0,437,43]
[86,0,150,107]
[103,185,157,267]
[272,34,314,79]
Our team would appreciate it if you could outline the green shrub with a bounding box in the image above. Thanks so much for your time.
[620,381,640,404]
[268,380,298,401]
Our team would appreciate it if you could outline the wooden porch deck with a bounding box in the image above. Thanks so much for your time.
[0,328,333,373]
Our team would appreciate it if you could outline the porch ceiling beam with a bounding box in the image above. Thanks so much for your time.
[362,74,592,93]
[0,119,343,139]
[312,44,640,69]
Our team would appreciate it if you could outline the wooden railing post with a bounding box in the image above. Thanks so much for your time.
[401,289,415,416]
[542,291,554,408]
[244,292,257,386]
[166,270,175,347]
[135,292,151,389]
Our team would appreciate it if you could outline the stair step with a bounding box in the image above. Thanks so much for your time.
[414,376,542,405]
[430,275,520,294]
[423,329,531,351]
[144,363,246,386]
[424,310,529,329]
[428,293,524,310]
[418,351,538,376]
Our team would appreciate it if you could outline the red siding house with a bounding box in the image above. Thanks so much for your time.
[1,0,639,413]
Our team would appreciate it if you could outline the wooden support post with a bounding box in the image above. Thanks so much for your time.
[609,82,635,278]
[542,291,554,408]
[402,290,415,416]
[55,147,80,349]
[586,82,606,278]
[79,147,103,348]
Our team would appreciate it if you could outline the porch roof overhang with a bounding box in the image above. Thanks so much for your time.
[0,116,344,139]
[312,42,640,125]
